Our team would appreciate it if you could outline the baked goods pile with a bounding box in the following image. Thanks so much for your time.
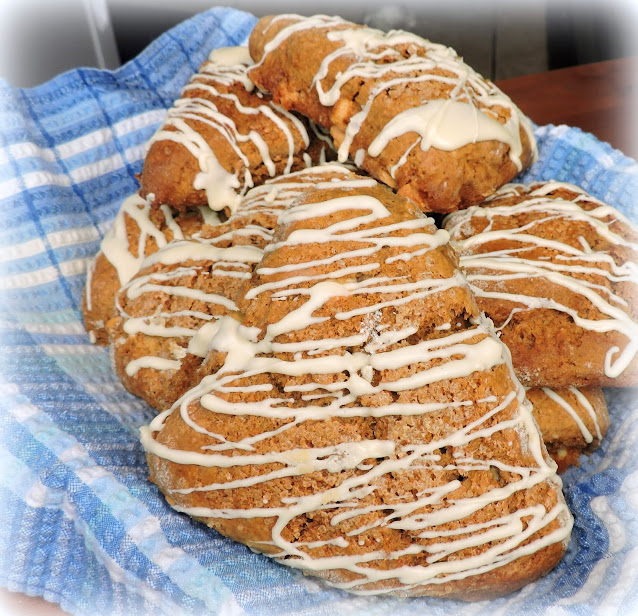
[82,13,638,600]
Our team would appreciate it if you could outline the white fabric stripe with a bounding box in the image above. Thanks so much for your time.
[0,237,47,262]
[0,176,22,196]
[47,226,101,248]
[83,382,129,396]
[74,464,112,483]
[598,411,638,472]
[39,343,103,355]
[60,257,90,277]
[13,170,72,191]
[55,109,166,159]
[128,516,164,544]
[590,495,626,553]
[18,321,87,336]
[0,258,86,289]
[25,479,62,509]
[55,126,121,159]
[1,452,188,616]
[21,143,140,191]
[622,469,638,509]
[112,109,167,138]
[556,558,613,607]
[77,517,190,616]
[0,224,102,270]
[100,402,152,417]
[5,397,248,616]
[597,546,638,616]
[123,143,147,165]
[0,142,57,164]
[0,265,59,289]
[5,398,39,421]
[69,152,125,184]
[0,150,137,197]
[0,109,163,199]
[488,572,543,616]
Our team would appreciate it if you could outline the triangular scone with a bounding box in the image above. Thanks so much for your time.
[444,181,638,387]
[526,386,609,473]
[248,14,536,214]
[140,46,332,213]
[82,192,219,345]
[108,239,262,411]
[141,175,572,599]
[108,165,354,411]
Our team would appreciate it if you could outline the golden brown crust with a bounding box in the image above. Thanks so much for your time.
[107,248,247,410]
[106,166,356,410]
[445,181,638,387]
[139,52,332,211]
[527,386,610,472]
[83,251,122,346]
[248,15,535,214]
[143,176,570,599]
[249,16,352,127]
[82,200,209,346]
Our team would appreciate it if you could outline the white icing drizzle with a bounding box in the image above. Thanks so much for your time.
[254,14,535,178]
[445,181,638,380]
[84,252,97,312]
[137,240,263,271]
[368,100,520,163]
[535,387,602,444]
[83,193,220,344]
[99,192,182,286]
[126,356,182,377]
[116,165,355,382]
[89,192,219,301]
[141,174,570,594]
[146,46,312,212]
[115,237,257,379]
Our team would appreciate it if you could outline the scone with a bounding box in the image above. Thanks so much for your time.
[110,164,355,410]
[528,387,610,473]
[202,162,355,246]
[139,46,332,213]
[444,180,638,387]
[141,173,571,599]
[108,239,262,411]
[248,14,536,214]
[82,192,218,345]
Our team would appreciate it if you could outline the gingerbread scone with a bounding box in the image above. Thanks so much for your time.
[108,239,262,411]
[140,46,332,213]
[110,164,355,410]
[444,181,638,387]
[203,162,354,246]
[528,387,609,473]
[83,192,220,345]
[248,14,536,214]
[141,174,571,599]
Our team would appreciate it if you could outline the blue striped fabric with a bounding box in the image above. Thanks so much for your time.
[1,7,637,615]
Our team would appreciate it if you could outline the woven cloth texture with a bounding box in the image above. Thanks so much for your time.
[1,7,637,616]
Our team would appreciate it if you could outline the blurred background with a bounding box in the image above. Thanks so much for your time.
[0,0,637,88]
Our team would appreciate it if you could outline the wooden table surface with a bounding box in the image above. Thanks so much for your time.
[496,56,638,160]
[3,56,636,616]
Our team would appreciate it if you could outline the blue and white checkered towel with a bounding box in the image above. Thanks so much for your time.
[1,7,637,616]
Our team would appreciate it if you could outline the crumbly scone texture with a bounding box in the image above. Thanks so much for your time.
[445,181,638,387]
[82,196,210,346]
[248,14,536,214]
[527,387,610,473]
[107,242,252,411]
[143,176,571,599]
[107,165,355,410]
[139,49,331,212]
